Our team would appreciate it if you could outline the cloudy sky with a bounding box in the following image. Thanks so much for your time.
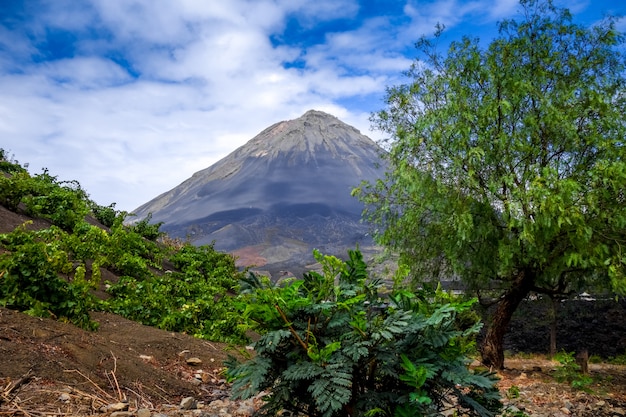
[1,0,624,211]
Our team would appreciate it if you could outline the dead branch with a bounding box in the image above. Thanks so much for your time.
[2,369,34,401]
[125,384,154,410]
[109,351,123,401]
[62,370,114,402]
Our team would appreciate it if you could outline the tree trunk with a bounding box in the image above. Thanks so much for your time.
[481,270,534,370]
[549,296,559,359]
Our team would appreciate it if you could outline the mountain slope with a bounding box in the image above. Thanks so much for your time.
[132,110,386,276]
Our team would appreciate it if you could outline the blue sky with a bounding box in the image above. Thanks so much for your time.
[1,0,624,211]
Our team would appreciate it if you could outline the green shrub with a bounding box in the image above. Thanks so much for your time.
[22,170,91,231]
[104,243,247,343]
[0,170,33,210]
[506,385,520,399]
[226,249,501,417]
[0,149,27,174]
[0,167,91,231]
[553,351,594,392]
[90,202,120,228]
[608,353,626,365]
[0,157,247,341]
[127,213,163,241]
[0,224,98,330]
[105,219,162,279]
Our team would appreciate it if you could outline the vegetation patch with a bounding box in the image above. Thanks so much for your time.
[227,249,501,417]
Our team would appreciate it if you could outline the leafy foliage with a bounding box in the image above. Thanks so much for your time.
[553,351,594,392]
[0,150,27,174]
[0,224,98,330]
[227,249,501,417]
[354,0,626,368]
[127,213,163,241]
[104,243,247,343]
[90,202,120,228]
[22,170,91,231]
[0,152,248,342]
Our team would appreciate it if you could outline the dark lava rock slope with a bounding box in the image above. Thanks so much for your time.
[132,110,386,276]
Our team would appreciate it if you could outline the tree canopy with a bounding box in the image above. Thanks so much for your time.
[356,0,626,369]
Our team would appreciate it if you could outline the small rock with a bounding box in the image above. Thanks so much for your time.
[178,349,191,358]
[101,402,129,413]
[187,357,203,365]
[505,406,521,414]
[137,408,151,417]
[180,396,197,410]
[58,393,71,402]
[110,413,133,417]
[160,404,179,411]
[139,354,154,362]
[235,404,256,416]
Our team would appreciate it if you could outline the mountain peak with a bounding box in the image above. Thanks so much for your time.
[248,109,368,157]
[132,111,386,276]
[301,109,339,120]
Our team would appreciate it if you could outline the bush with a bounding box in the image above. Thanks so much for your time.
[127,213,163,241]
[0,156,247,342]
[0,170,33,210]
[553,351,594,392]
[0,224,98,330]
[22,170,91,231]
[105,218,162,279]
[0,149,26,174]
[104,243,247,343]
[90,202,120,228]
[226,249,501,417]
[0,166,91,231]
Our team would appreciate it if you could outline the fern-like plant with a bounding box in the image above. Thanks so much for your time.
[227,249,501,417]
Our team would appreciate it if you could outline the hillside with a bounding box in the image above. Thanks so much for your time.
[0,200,246,414]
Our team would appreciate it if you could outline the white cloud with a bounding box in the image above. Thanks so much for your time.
[39,57,132,88]
[0,1,438,209]
[1,0,620,211]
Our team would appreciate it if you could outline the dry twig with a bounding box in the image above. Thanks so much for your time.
[108,351,123,401]
[62,370,114,402]
[1,369,34,403]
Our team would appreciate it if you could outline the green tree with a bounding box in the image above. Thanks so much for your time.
[355,0,626,369]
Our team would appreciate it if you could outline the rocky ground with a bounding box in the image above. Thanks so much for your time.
[1,306,625,417]
[497,358,626,417]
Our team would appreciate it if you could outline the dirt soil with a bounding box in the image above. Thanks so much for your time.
[0,307,245,415]
[0,306,625,416]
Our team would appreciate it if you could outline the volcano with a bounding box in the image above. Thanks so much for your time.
[132,110,386,277]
